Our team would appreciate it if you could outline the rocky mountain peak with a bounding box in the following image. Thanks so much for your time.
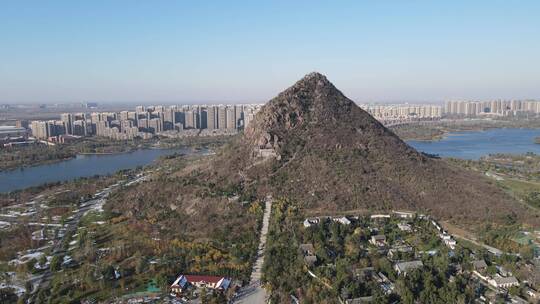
[276,72,352,111]
[212,72,537,229]
[290,71,333,90]
[244,72,361,154]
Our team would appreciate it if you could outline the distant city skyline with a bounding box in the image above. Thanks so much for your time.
[1,1,540,103]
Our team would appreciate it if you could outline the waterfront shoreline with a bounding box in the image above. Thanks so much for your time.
[0,147,199,193]
[407,128,540,160]
[394,120,540,141]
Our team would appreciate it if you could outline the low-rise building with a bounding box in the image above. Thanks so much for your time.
[431,220,442,232]
[370,235,387,247]
[300,243,315,256]
[353,267,375,280]
[303,218,320,228]
[375,272,395,294]
[445,239,456,249]
[397,223,412,232]
[439,233,457,249]
[300,243,317,266]
[170,274,231,295]
[394,260,424,275]
[304,255,317,266]
[0,126,28,139]
[345,296,373,304]
[488,276,519,289]
[388,245,414,260]
[496,265,512,277]
[333,216,351,225]
[525,287,540,300]
[472,260,488,273]
[392,211,415,219]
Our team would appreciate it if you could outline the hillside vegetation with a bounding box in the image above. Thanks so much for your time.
[206,72,540,230]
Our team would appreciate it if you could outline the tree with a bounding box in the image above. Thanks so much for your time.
[102,265,116,281]
[208,291,227,304]
[344,234,361,260]
[525,191,540,208]
[400,287,415,304]
[25,259,38,274]
[135,254,147,274]
[200,287,208,303]
[39,254,47,268]
[519,245,534,260]
[508,286,521,297]
[156,274,167,291]
[0,288,18,303]
[17,295,27,304]
[25,280,33,294]
[486,265,497,276]
[78,229,88,248]
[50,255,62,272]
[419,271,438,303]
[35,288,49,304]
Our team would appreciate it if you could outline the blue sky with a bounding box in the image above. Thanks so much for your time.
[1,1,539,104]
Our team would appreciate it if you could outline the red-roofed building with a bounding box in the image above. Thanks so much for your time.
[171,274,231,295]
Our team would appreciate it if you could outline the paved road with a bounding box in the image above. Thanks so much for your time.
[451,234,509,256]
[31,178,140,297]
[233,197,272,304]
[33,194,109,293]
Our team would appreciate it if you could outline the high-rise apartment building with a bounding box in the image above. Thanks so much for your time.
[30,103,261,141]
[444,100,540,116]
[60,113,73,135]
[235,105,244,129]
[30,121,49,139]
[218,106,227,129]
[184,110,196,129]
[206,106,217,130]
[148,118,163,133]
[72,120,87,136]
[226,106,235,129]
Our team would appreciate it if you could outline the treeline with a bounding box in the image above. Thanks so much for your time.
[262,198,314,302]
[0,144,76,171]
[0,135,233,172]
[0,137,143,171]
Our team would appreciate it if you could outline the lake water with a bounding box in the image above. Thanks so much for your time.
[2,128,539,193]
[0,148,197,193]
[407,128,540,160]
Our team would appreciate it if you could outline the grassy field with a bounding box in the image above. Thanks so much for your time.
[497,178,540,209]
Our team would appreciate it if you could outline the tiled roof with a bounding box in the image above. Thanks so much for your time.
[185,275,225,284]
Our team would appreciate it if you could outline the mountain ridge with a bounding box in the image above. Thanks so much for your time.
[209,72,539,229]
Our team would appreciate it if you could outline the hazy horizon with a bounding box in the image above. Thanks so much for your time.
[1,98,454,106]
[1,1,540,104]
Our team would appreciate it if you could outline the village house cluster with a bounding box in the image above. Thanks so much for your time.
[298,210,540,304]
